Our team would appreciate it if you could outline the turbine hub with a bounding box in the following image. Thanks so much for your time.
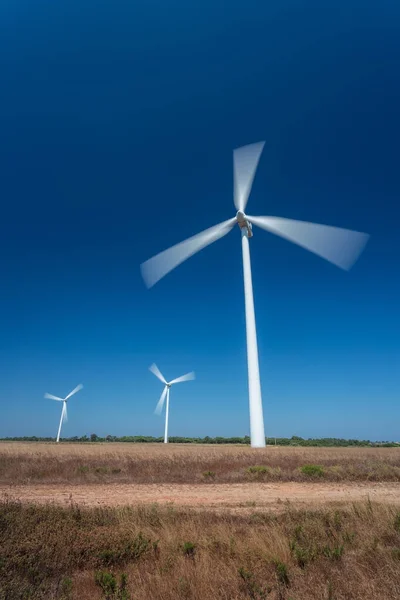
[236,211,253,238]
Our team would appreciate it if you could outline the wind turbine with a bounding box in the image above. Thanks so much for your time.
[44,384,83,443]
[141,141,370,448]
[149,363,195,443]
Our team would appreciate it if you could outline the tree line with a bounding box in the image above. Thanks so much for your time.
[1,434,399,447]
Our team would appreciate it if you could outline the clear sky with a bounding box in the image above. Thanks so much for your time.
[0,0,399,441]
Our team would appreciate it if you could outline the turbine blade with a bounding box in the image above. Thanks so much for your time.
[44,393,63,401]
[169,371,196,385]
[154,386,168,415]
[247,215,370,270]
[140,217,236,288]
[233,141,265,212]
[64,384,83,400]
[149,363,167,384]
[63,402,68,423]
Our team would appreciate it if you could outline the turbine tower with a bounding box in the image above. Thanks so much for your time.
[149,363,195,443]
[141,142,370,448]
[44,384,83,443]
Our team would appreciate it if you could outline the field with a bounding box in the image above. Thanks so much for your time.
[2,442,400,485]
[1,443,400,599]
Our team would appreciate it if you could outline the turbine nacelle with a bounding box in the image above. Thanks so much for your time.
[236,211,253,238]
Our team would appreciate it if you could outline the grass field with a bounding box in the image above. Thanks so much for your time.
[1,443,400,599]
[1,442,400,484]
[1,498,400,599]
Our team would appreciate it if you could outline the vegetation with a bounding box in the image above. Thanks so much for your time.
[247,465,269,474]
[1,498,400,599]
[95,571,129,600]
[300,464,325,477]
[1,442,400,484]
[1,434,399,446]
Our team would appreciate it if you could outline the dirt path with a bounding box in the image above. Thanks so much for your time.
[1,482,399,509]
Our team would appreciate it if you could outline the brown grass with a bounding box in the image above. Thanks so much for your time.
[1,497,400,599]
[1,442,400,484]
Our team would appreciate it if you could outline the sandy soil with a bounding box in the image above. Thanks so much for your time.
[2,482,399,510]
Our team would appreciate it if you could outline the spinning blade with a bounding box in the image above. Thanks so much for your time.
[154,386,168,415]
[140,218,236,288]
[149,363,167,384]
[169,372,196,385]
[233,141,265,212]
[247,215,369,270]
[45,393,63,401]
[65,384,83,400]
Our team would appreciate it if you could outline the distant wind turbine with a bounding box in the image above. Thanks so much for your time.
[149,364,195,444]
[141,141,370,448]
[44,384,83,443]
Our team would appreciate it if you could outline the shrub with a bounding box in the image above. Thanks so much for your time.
[95,466,109,475]
[289,540,317,568]
[394,512,400,532]
[77,465,90,474]
[392,548,400,560]
[203,470,216,480]
[95,571,129,600]
[178,576,191,597]
[95,571,117,597]
[274,560,290,587]
[99,533,151,566]
[118,573,129,600]
[238,567,271,599]
[323,545,344,560]
[60,576,73,599]
[301,464,325,477]
[247,465,269,475]
[183,542,196,558]
[327,581,335,600]
[152,539,160,557]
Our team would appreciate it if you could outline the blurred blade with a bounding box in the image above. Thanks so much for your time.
[169,371,196,385]
[154,386,168,415]
[233,141,265,212]
[62,402,68,423]
[247,215,370,270]
[149,363,167,384]
[44,393,63,401]
[140,217,236,288]
[65,384,83,400]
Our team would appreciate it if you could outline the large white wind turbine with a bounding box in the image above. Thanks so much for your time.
[141,142,370,448]
[149,363,195,443]
[44,384,83,443]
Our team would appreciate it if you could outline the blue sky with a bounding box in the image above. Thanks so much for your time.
[0,0,399,440]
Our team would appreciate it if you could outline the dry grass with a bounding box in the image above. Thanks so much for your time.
[1,497,400,599]
[1,442,400,484]
[2,444,400,599]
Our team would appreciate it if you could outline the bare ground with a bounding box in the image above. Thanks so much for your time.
[2,481,400,510]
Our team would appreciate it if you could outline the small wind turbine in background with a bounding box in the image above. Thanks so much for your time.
[149,364,195,444]
[44,384,83,443]
[141,141,370,449]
